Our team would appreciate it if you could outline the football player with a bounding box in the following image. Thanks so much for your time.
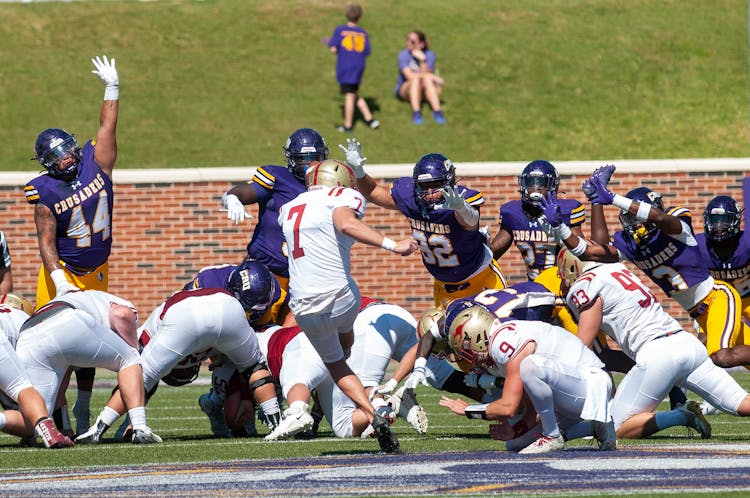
[0,294,73,448]
[697,181,750,323]
[491,160,586,281]
[559,248,750,438]
[439,305,616,454]
[547,165,750,369]
[77,288,281,444]
[25,55,120,437]
[341,139,507,307]
[0,230,12,294]
[15,290,161,444]
[278,159,417,453]
[220,127,328,293]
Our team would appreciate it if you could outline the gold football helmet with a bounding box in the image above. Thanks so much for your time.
[305,159,356,189]
[0,293,34,315]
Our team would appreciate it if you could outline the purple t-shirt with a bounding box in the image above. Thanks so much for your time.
[328,24,371,85]
[395,48,437,95]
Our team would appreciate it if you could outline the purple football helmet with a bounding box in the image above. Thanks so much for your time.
[283,128,329,182]
[619,187,663,245]
[412,153,455,213]
[518,160,559,208]
[227,260,276,319]
[34,128,81,180]
[703,195,742,241]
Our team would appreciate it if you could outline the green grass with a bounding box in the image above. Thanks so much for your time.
[2,370,749,471]
[0,0,747,172]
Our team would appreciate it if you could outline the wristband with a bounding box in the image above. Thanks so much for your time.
[454,201,479,226]
[569,236,588,257]
[612,194,632,211]
[381,237,397,251]
[104,85,119,101]
[413,356,427,371]
[465,403,489,420]
[553,223,572,240]
[635,201,652,222]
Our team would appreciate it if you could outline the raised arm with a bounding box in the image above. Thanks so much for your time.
[339,138,400,210]
[91,55,119,178]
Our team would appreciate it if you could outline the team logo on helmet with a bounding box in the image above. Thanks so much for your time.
[304,159,356,189]
[227,261,276,318]
[284,128,329,182]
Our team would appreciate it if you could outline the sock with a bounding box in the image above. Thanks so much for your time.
[289,400,309,413]
[654,409,690,430]
[260,398,280,416]
[127,406,147,431]
[562,420,595,440]
[100,405,122,427]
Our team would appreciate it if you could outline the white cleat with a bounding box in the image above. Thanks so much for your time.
[388,386,428,434]
[131,427,163,444]
[700,399,721,416]
[518,434,565,454]
[264,406,314,441]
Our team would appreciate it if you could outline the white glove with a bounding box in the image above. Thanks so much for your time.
[404,367,429,389]
[464,372,479,388]
[439,186,466,210]
[338,138,367,178]
[91,55,119,100]
[372,378,399,396]
[221,193,251,224]
[50,269,79,297]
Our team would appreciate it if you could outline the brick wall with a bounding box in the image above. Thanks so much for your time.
[1,164,746,331]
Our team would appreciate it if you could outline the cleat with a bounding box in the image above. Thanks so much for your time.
[265,406,314,441]
[198,393,232,438]
[75,417,109,444]
[372,410,400,454]
[681,400,712,439]
[700,399,721,416]
[518,434,565,454]
[131,427,162,444]
[594,420,617,451]
[35,418,75,449]
[114,415,132,443]
[388,386,428,434]
[72,400,90,436]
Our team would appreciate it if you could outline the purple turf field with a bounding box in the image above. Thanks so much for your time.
[2,444,750,496]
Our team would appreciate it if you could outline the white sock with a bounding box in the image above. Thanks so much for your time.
[100,406,122,427]
[260,398,280,416]
[127,406,147,431]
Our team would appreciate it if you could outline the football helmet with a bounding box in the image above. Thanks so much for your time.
[161,353,205,387]
[447,304,497,367]
[284,128,329,181]
[304,159,356,189]
[519,160,559,208]
[34,128,82,180]
[703,195,743,242]
[412,153,455,213]
[227,260,276,317]
[0,293,33,315]
[619,187,663,245]
[417,307,448,355]
[556,246,600,288]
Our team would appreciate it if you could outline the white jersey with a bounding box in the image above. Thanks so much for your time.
[487,319,603,378]
[565,262,682,359]
[0,305,28,349]
[54,290,137,328]
[279,186,367,300]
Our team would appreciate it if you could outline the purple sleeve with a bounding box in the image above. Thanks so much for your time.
[744,176,749,227]
[426,50,437,71]
[328,26,342,48]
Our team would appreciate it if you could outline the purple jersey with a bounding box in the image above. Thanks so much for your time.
[328,24,371,85]
[390,177,488,283]
[499,199,585,280]
[446,281,556,323]
[395,48,437,95]
[696,232,750,298]
[24,141,113,273]
[246,165,306,278]
[613,207,710,306]
[182,264,284,324]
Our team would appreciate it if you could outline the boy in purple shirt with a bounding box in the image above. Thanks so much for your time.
[327,4,379,132]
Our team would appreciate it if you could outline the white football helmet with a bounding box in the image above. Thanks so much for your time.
[0,293,33,315]
[304,159,356,189]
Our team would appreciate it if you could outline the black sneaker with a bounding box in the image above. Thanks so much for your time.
[372,411,400,453]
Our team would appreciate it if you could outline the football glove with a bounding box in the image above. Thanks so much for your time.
[50,269,79,297]
[586,176,615,205]
[91,55,119,100]
[404,367,429,389]
[539,191,562,227]
[372,378,399,396]
[338,138,366,178]
[222,193,251,224]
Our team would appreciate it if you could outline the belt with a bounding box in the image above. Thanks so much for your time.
[20,301,76,332]
[653,330,681,340]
